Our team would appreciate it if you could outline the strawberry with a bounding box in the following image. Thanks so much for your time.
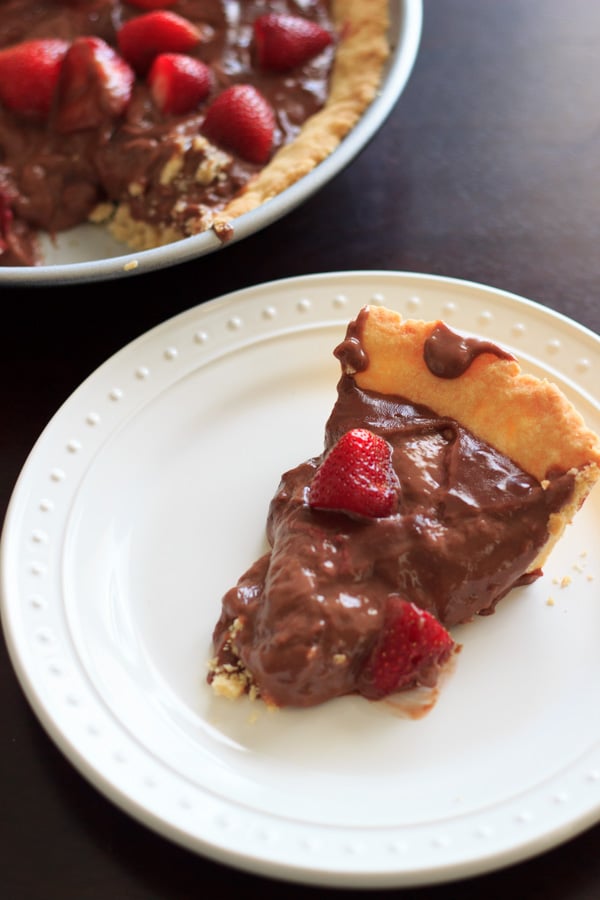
[0,39,69,116]
[359,597,454,699]
[202,84,275,165]
[117,11,202,74]
[148,53,212,115]
[309,428,399,519]
[253,14,333,72]
[54,36,135,133]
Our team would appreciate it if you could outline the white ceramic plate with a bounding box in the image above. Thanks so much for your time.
[2,271,600,888]
[0,0,422,286]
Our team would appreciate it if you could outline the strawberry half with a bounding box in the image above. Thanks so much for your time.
[148,53,212,115]
[253,14,333,72]
[54,36,135,134]
[359,597,455,699]
[117,11,202,74]
[0,38,69,116]
[202,84,275,165]
[309,428,400,519]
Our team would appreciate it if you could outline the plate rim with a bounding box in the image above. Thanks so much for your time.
[2,269,600,888]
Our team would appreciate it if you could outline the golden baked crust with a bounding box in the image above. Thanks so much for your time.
[349,305,600,571]
[108,0,390,251]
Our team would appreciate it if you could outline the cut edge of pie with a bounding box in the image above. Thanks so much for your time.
[109,0,391,251]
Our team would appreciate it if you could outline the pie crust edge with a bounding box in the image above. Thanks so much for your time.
[352,305,600,573]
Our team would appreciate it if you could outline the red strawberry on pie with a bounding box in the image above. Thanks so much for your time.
[0,38,69,116]
[117,11,202,74]
[54,37,135,133]
[309,427,400,518]
[358,597,455,700]
[148,53,212,115]
[254,13,334,72]
[202,84,275,164]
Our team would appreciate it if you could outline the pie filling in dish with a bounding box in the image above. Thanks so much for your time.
[207,305,600,709]
[0,0,389,266]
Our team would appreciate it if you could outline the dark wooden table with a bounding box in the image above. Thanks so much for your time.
[2,1,600,897]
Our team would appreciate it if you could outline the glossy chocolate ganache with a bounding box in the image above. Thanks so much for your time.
[0,0,338,265]
[208,315,576,708]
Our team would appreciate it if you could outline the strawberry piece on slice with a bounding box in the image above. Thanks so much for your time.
[202,84,275,165]
[148,53,212,115]
[359,597,455,699]
[117,11,202,74]
[0,38,69,116]
[309,428,400,519]
[253,13,333,72]
[54,36,135,134]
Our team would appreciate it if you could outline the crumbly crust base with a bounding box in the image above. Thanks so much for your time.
[351,305,600,572]
[107,0,390,251]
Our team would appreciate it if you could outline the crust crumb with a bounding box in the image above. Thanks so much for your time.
[88,202,114,224]
[128,181,144,198]
[208,618,260,701]
[160,147,185,186]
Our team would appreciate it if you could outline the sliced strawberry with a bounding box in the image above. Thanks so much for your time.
[127,0,178,8]
[202,84,275,165]
[309,428,399,519]
[0,39,69,117]
[359,597,455,699]
[253,14,333,72]
[148,53,211,115]
[117,11,202,74]
[54,36,134,134]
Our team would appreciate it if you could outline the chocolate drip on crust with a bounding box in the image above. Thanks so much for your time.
[423,322,516,379]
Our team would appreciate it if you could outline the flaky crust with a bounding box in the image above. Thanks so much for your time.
[108,0,390,251]
[350,305,600,571]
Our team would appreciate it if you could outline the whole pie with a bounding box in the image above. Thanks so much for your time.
[207,305,600,708]
[0,0,389,265]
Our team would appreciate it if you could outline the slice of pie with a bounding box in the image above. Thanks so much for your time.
[207,305,600,708]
